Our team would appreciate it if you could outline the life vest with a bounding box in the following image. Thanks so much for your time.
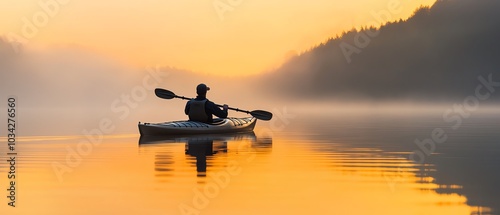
[188,99,209,122]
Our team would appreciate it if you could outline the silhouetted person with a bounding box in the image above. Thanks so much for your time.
[185,83,228,123]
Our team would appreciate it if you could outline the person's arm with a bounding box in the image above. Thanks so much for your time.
[207,101,228,118]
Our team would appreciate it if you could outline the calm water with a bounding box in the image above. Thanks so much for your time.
[1,110,499,214]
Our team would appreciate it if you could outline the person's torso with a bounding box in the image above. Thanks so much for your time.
[188,99,209,122]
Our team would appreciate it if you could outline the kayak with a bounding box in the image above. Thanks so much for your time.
[138,117,257,136]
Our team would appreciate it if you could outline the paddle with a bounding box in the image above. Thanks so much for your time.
[155,88,273,121]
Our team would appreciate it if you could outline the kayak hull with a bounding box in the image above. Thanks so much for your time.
[138,117,257,136]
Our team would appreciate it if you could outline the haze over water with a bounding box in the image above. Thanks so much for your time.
[1,107,499,214]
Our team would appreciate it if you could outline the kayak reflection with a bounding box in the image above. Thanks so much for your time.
[139,132,272,178]
[138,132,257,145]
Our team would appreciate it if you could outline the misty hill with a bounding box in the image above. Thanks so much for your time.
[260,0,500,102]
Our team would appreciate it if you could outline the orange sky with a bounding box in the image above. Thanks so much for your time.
[1,0,436,76]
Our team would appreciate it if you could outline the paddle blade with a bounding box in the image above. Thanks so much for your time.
[250,110,273,121]
[155,88,176,99]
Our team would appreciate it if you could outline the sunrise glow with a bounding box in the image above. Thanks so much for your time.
[1,0,436,75]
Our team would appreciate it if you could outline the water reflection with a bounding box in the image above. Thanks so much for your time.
[154,153,174,178]
[139,132,271,178]
[292,112,500,214]
[186,139,215,177]
[2,112,498,214]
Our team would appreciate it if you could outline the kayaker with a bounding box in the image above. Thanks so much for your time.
[185,83,228,123]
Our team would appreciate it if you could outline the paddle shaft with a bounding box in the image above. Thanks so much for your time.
[172,95,251,114]
[154,88,272,120]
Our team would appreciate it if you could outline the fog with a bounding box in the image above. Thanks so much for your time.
[2,0,500,136]
[1,37,499,136]
[0,40,269,136]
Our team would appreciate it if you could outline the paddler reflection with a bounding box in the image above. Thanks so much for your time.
[139,132,272,178]
[185,139,218,177]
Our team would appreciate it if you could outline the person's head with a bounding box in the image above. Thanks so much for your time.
[196,83,210,97]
